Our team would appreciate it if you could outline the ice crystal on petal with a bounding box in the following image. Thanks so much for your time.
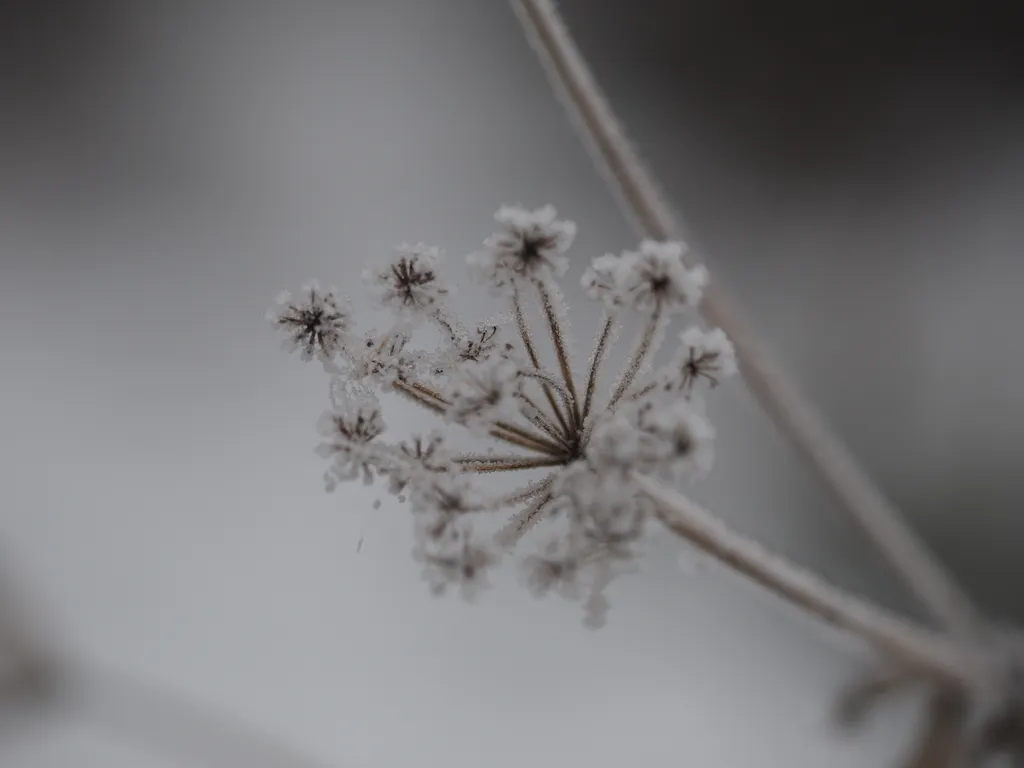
[414,521,498,602]
[616,240,708,315]
[315,402,386,488]
[269,204,734,624]
[364,242,451,325]
[521,536,585,600]
[635,399,716,481]
[668,326,738,393]
[444,356,522,435]
[581,252,624,306]
[267,281,352,362]
[467,205,577,295]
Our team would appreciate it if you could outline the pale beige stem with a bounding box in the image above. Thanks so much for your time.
[513,0,979,637]
[633,473,975,686]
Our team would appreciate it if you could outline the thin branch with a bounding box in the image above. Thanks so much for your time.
[513,0,980,637]
[632,473,975,687]
[581,312,616,426]
[533,277,581,428]
[516,391,573,447]
[390,379,563,455]
[391,379,448,415]
[456,455,565,473]
[487,475,555,510]
[492,420,567,456]
[517,367,575,408]
[512,287,572,437]
[494,492,554,549]
[608,302,663,409]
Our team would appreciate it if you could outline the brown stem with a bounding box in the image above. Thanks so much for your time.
[608,303,662,409]
[456,455,565,473]
[512,287,572,437]
[485,476,555,510]
[392,379,447,415]
[491,421,565,456]
[581,312,616,426]
[494,492,554,549]
[534,277,580,428]
[516,392,572,446]
[391,380,560,455]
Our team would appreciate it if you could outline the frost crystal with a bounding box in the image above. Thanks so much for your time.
[269,205,734,626]
[467,204,576,294]
[267,281,353,362]
[364,242,451,325]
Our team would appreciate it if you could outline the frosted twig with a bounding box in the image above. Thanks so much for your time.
[512,0,979,637]
[632,473,975,686]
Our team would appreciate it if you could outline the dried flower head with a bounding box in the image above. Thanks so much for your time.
[267,280,353,362]
[467,204,577,294]
[269,205,734,624]
[364,242,451,325]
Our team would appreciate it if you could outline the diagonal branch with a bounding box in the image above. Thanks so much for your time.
[632,473,975,687]
[512,0,980,638]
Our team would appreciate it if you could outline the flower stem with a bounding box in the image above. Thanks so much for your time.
[495,492,554,549]
[534,277,581,428]
[608,303,663,409]
[633,473,975,686]
[513,0,980,638]
[516,392,573,446]
[390,380,563,455]
[456,455,566,473]
[581,312,616,426]
[512,287,572,437]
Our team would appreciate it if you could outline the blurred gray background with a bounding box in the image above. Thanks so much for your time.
[1,0,1022,765]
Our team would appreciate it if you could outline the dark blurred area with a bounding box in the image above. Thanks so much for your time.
[565,0,1024,171]
[5,0,1024,179]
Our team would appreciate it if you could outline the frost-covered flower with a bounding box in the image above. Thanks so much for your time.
[668,326,737,393]
[615,240,707,315]
[521,537,584,600]
[414,522,498,602]
[467,205,576,294]
[581,252,624,306]
[267,281,352,362]
[384,431,453,497]
[635,399,715,480]
[347,331,435,390]
[269,204,734,624]
[444,356,521,435]
[552,463,649,554]
[453,322,500,364]
[364,242,451,324]
[315,401,386,488]
[585,410,659,475]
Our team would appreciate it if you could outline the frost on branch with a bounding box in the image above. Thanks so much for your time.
[268,204,735,625]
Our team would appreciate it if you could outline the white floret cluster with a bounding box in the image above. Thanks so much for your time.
[267,205,736,626]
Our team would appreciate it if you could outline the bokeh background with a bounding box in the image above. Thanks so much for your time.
[1,0,1023,765]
